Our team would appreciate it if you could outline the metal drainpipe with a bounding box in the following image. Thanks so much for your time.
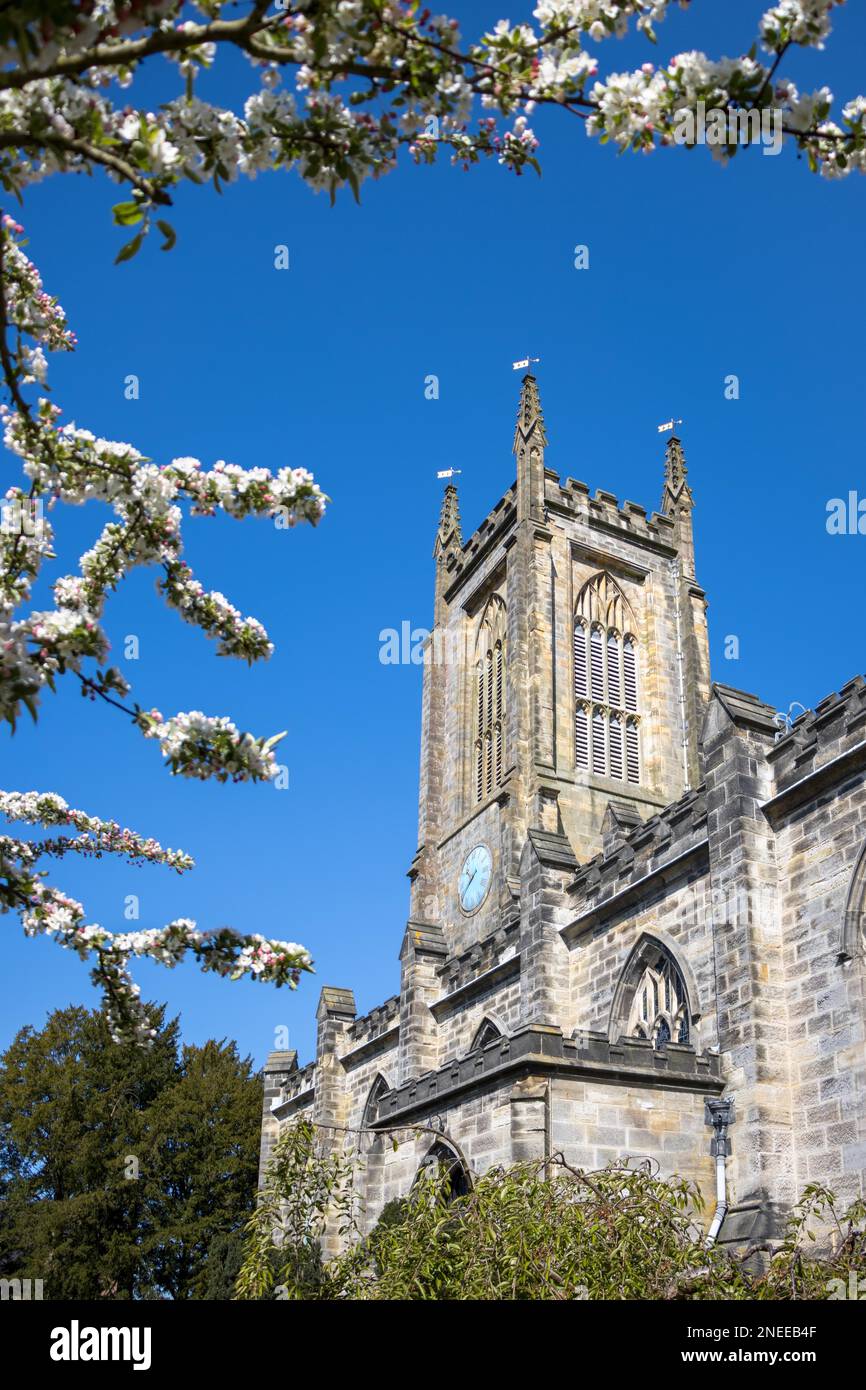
[705,1098,735,1245]
[544,1080,551,1165]
[706,1151,728,1245]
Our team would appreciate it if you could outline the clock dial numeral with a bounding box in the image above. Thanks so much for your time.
[459,845,492,913]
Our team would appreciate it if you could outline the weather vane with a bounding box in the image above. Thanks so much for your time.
[437,468,462,480]
[512,356,540,371]
[657,417,683,434]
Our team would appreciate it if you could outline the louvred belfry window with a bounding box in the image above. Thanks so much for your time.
[624,636,638,712]
[574,620,588,697]
[626,718,640,784]
[609,714,623,780]
[590,625,605,702]
[592,708,606,775]
[575,704,589,768]
[607,632,621,707]
[573,572,642,783]
[474,596,507,804]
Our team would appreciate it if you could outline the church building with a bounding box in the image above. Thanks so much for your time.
[260,373,866,1248]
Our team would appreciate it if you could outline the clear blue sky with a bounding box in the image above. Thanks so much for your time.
[2,3,865,1071]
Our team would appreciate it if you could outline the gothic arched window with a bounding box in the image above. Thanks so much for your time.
[474,595,506,803]
[627,950,690,1049]
[362,1074,391,1129]
[418,1142,472,1201]
[574,572,641,784]
[840,837,866,962]
[470,1017,502,1051]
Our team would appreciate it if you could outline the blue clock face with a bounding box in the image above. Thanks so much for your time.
[459,844,493,914]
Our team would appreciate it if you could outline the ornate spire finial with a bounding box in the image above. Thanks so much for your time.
[661,433,693,515]
[512,372,548,455]
[434,481,462,558]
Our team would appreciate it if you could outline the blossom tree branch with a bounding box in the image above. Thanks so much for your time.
[0,791,313,1044]
[0,0,861,223]
[0,208,325,1036]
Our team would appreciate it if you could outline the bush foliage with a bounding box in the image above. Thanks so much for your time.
[237,1120,866,1302]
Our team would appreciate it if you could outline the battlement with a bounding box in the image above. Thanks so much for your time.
[443,484,516,592]
[442,454,687,606]
[765,673,866,811]
[275,1058,316,1107]
[566,785,708,936]
[347,993,400,1047]
[436,919,520,999]
[542,471,679,555]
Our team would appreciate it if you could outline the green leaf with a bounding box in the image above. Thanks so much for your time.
[115,231,145,265]
[156,219,177,252]
[112,201,144,227]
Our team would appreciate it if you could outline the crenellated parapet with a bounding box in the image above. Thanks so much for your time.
[552,477,680,556]
[564,786,708,944]
[434,920,520,1004]
[274,1058,316,1108]
[441,470,691,605]
[346,994,400,1049]
[764,675,866,815]
[442,485,516,599]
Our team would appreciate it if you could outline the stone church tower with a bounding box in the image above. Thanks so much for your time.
[262,374,866,1248]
